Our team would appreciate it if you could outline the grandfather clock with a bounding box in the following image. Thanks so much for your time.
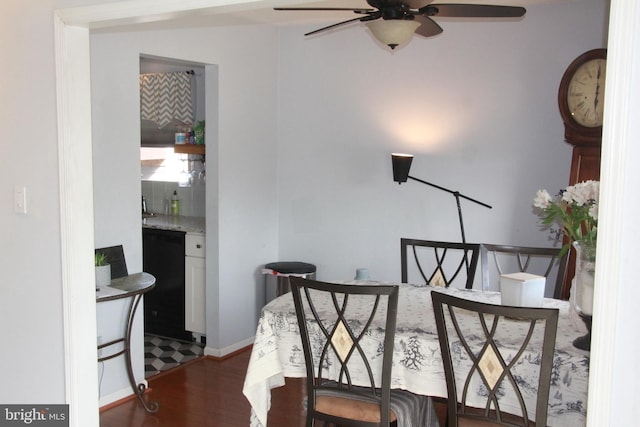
[557,49,605,300]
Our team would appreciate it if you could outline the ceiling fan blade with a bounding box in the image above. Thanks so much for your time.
[413,15,443,37]
[304,16,373,36]
[274,7,373,13]
[426,4,526,18]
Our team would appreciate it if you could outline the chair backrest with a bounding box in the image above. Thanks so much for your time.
[431,292,559,427]
[480,244,568,299]
[289,277,399,426]
[401,238,481,289]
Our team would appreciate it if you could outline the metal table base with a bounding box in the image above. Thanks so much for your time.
[97,272,158,413]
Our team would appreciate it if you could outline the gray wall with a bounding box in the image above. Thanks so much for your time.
[275,0,608,282]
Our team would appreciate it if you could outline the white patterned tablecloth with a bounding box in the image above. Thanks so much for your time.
[243,282,590,426]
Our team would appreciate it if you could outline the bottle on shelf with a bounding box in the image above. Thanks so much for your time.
[194,120,205,145]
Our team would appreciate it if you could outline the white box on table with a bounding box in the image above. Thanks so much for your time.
[499,272,546,307]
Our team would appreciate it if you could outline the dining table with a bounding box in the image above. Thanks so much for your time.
[242,281,590,427]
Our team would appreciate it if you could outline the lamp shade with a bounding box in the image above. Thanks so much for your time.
[391,153,413,183]
[366,19,421,49]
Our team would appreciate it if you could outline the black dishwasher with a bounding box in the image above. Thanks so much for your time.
[143,228,191,341]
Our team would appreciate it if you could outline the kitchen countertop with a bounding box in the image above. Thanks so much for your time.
[142,214,205,234]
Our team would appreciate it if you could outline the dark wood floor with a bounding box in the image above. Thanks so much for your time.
[100,348,445,426]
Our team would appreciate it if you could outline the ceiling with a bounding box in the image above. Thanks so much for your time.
[92,0,571,33]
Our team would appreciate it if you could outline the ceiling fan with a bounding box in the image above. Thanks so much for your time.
[274,1,526,49]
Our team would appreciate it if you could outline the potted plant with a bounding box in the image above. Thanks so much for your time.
[533,180,599,350]
[95,252,111,287]
[532,180,598,257]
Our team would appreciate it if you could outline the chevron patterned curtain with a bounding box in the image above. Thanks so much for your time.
[140,72,194,127]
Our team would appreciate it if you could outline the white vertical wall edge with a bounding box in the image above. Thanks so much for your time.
[54,13,100,427]
[55,1,264,424]
[588,1,640,426]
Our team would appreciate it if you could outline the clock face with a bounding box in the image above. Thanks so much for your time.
[566,58,606,127]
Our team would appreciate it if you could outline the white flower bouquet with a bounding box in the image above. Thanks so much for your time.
[533,180,599,256]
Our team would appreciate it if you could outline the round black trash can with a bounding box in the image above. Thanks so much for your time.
[263,261,316,303]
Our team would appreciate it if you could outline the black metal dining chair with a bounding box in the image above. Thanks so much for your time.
[431,292,559,427]
[480,244,568,299]
[290,277,437,427]
[401,238,481,289]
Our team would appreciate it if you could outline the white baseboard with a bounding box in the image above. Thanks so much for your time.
[99,378,147,408]
[204,336,254,358]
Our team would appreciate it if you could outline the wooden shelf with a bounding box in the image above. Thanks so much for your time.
[174,145,205,155]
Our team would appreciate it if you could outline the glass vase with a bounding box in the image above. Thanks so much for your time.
[572,240,596,351]
[572,240,596,316]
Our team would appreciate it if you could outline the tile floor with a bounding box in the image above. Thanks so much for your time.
[144,334,204,378]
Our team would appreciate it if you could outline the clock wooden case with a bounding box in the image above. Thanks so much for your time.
[558,49,605,300]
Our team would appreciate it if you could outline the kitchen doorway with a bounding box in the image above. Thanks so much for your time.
[139,55,210,368]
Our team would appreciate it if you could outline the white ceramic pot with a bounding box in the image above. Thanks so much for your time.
[95,264,111,287]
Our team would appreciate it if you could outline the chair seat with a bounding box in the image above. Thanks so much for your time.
[316,395,398,423]
[315,387,437,427]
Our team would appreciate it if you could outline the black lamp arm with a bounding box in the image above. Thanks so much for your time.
[407,176,493,209]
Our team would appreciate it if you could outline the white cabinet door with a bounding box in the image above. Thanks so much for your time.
[185,255,206,334]
[185,233,206,335]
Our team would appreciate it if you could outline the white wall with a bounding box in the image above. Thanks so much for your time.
[90,32,147,401]
[0,0,68,404]
[89,24,279,397]
[277,0,609,283]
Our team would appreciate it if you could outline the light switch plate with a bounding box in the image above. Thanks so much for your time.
[13,185,27,214]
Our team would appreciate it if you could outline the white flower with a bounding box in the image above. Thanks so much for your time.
[533,189,552,209]
[562,180,599,206]
[532,180,599,255]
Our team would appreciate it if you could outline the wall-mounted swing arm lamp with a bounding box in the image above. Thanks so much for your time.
[391,153,492,244]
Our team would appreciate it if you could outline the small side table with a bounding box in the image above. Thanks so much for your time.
[96,272,158,413]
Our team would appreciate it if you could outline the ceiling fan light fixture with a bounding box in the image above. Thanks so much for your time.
[366,19,420,49]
